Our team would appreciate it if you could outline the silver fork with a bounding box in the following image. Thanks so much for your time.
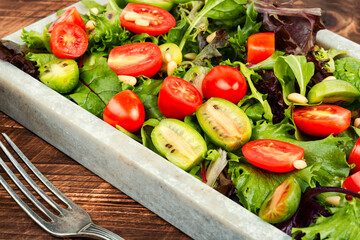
[0,133,124,240]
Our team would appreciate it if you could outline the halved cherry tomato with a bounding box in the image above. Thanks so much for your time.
[242,139,305,173]
[247,32,275,64]
[158,76,202,120]
[201,65,247,104]
[293,105,351,137]
[119,3,176,36]
[107,42,162,77]
[349,137,360,173]
[343,171,360,193]
[48,7,85,33]
[50,22,88,59]
[103,90,145,133]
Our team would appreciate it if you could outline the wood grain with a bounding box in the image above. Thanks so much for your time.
[0,1,360,240]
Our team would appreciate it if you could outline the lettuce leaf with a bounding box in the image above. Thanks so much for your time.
[25,52,58,67]
[68,53,121,117]
[334,57,360,92]
[292,199,360,240]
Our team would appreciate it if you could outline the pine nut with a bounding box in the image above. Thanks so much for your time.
[354,118,360,128]
[287,93,308,104]
[85,20,96,31]
[90,7,99,15]
[135,19,149,27]
[167,61,177,76]
[206,32,217,43]
[323,76,337,81]
[184,53,197,60]
[164,53,172,63]
[124,12,141,21]
[293,160,307,170]
[118,75,137,86]
[325,196,340,206]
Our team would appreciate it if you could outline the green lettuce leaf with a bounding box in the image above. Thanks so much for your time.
[274,55,314,105]
[68,53,122,117]
[334,57,360,92]
[141,118,160,154]
[292,199,360,240]
[205,0,247,20]
[25,52,58,67]
[21,28,51,52]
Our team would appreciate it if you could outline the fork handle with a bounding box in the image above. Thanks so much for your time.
[79,223,125,240]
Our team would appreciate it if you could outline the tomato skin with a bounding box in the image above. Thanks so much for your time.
[103,90,145,133]
[108,42,162,77]
[120,3,176,36]
[48,7,85,33]
[158,76,202,120]
[242,139,305,173]
[343,171,360,193]
[201,65,247,104]
[293,105,351,137]
[50,22,88,59]
[247,32,275,64]
[349,137,360,173]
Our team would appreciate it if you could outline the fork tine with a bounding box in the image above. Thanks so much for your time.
[0,155,56,221]
[0,133,74,212]
[0,173,50,228]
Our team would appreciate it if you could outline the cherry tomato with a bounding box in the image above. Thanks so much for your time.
[242,139,305,173]
[201,65,247,104]
[50,22,88,59]
[158,76,202,120]
[349,137,360,173]
[48,7,85,33]
[343,171,360,193]
[247,32,275,64]
[103,90,145,133]
[293,105,351,137]
[119,3,176,36]
[108,42,162,77]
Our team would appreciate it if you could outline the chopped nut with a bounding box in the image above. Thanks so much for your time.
[85,20,96,31]
[90,7,99,15]
[287,93,308,104]
[167,61,177,76]
[325,196,341,206]
[124,12,141,21]
[135,19,149,27]
[206,32,217,43]
[164,53,172,63]
[184,53,197,60]
[118,75,137,86]
[323,76,337,81]
[354,118,360,128]
[293,160,307,170]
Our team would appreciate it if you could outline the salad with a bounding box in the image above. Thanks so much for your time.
[1,0,360,239]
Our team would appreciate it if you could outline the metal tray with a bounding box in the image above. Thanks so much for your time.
[1,1,359,239]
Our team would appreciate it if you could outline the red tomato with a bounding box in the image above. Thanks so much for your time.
[293,105,351,137]
[343,171,360,193]
[119,3,176,36]
[50,22,88,59]
[108,42,162,77]
[201,65,247,104]
[242,139,305,173]
[103,90,145,133]
[48,7,85,33]
[158,76,202,120]
[349,137,360,173]
[247,32,275,64]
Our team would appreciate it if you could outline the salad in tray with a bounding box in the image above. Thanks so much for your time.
[2,0,360,238]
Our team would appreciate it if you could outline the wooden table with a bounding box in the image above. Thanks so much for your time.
[0,0,359,239]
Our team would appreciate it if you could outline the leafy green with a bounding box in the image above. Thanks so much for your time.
[248,51,285,71]
[227,2,262,61]
[21,28,51,52]
[141,119,160,154]
[205,0,247,20]
[314,47,348,73]
[25,52,58,67]
[293,199,360,240]
[68,53,121,117]
[274,55,314,105]
[81,0,106,13]
[116,125,142,142]
[334,57,360,92]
